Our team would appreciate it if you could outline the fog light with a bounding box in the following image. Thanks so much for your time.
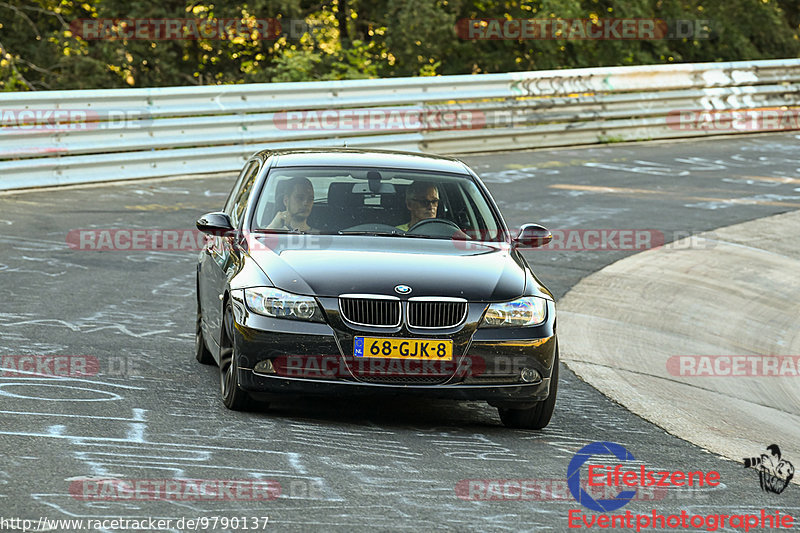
[254,360,276,374]
[519,367,541,383]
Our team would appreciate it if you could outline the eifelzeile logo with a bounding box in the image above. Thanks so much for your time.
[667,356,800,377]
[666,109,800,132]
[0,109,151,132]
[68,18,285,40]
[69,479,281,501]
[273,108,485,131]
[567,442,721,514]
[564,442,796,532]
[455,18,711,40]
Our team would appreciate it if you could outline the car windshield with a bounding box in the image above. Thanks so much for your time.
[251,167,504,241]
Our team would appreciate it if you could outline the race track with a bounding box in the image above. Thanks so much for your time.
[1,133,799,532]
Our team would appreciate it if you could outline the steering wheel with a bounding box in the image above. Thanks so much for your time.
[406,218,461,235]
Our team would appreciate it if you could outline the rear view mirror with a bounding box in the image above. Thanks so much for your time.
[351,182,396,194]
[513,224,552,248]
[196,212,234,235]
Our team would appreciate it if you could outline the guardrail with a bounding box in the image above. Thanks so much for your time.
[1,58,799,190]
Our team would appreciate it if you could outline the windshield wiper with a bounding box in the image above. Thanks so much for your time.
[252,228,311,234]
[337,231,440,239]
[337,230,406,237]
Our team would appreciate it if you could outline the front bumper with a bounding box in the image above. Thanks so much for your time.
[239,369,552,405]
[229,293,557,405]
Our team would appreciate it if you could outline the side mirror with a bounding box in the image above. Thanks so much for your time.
[513,224,552,248]
[196,211,234,235]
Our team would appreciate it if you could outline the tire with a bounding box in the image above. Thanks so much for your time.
[195,300,215,365]
[498,350,559,430]
[219,303,252,411]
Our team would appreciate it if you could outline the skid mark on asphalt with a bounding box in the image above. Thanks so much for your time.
[550,184,664,195]
[410,432,517,461]
[585,160,689,176]
[684,193,800,209]
[723,175,800,186]
[480,167,561,183]
[1,391,333,518]
[120,251,198,264]
[285,423,422,459]
[0,234,71,252]
[0,312,173,338]
[124,202,201,211]
[533,206,629,227]
[548,183,800,208]
[151,272,196,298]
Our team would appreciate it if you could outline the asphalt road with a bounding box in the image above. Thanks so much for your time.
[1,133,799,532]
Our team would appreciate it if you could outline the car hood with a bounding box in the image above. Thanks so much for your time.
[247,235,532,301]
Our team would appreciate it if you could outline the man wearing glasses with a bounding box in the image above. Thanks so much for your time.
[396,181,440,231]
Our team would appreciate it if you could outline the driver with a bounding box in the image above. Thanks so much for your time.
[266,177,317,232]
[396,181,439,231]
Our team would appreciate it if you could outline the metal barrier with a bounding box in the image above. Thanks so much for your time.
[1,58,799,190]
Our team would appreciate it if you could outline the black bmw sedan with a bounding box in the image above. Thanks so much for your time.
[196,148,558,429]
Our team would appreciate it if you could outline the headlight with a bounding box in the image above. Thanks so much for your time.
[480,296,547,327]
[243,287,324,322]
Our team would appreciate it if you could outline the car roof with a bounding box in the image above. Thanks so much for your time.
[254,148,471,174]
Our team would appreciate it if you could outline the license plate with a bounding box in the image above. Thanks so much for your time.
[354,337,453,360]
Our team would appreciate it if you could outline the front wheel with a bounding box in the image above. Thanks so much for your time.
[219,304,252,411]
[498,350,559,430]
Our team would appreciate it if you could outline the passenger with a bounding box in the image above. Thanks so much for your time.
[267,177,316,232]
[396,181,440,231]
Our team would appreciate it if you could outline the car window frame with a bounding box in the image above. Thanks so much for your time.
[226,159,262,229]
[246,165,506,239]
[224,160,257,216]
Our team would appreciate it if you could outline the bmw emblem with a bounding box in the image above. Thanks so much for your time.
[394,284,412,295]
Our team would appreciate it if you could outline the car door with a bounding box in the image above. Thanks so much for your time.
[199,159,261,351]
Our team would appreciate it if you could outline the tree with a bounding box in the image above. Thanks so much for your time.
[1,0,798,90]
